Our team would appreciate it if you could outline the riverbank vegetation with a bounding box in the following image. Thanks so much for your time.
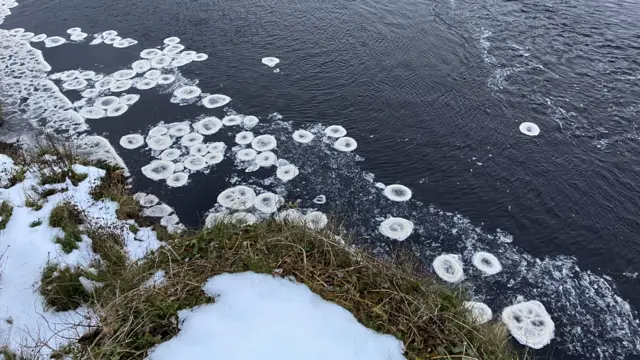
[0,139,521,360]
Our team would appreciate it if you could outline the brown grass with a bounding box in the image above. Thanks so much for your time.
[82,221,518,360]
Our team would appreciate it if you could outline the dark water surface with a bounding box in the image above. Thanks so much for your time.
[2,0,640,358]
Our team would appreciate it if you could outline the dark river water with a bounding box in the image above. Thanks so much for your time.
[1,0,640,358]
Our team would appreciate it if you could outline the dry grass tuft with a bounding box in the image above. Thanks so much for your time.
[40,262,90,312]
[90,164,140,221]
[84,221,518,360]
[49,201,83,232]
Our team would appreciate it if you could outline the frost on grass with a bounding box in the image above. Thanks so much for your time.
[148,272,405,360]
[432,254,464,283]
[501,300,555,349]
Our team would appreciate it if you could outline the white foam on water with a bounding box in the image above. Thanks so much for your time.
[120,93,140,105]
[201,94,231,109]
[106,103,128,117]
[193,53,208,61]
[79,106,106,119]
[464,301,493,324]
[168,123,191,137]
[251,134,277,151]
[147,135,173,150]
[519,122,540,136]
[472,251,503,276]
[432,254,464,283]
[135,78,157,90]
[217,186,256,210]
[110,79,133,92]
[255,151,277,167]
[261,56,280,67]
[222,115,243,126]
[237,148,257,161]
[119,134,145,149]
[132,59,151,73]
[113,69,137,80]
[157,74,176,85]
[95,96,120,109]
[276,164,299,182]
[160,148,182,161]
[502,301,554,349]
[181,133,204,147]
[150,55,172,68]
[205,152,224,165]
[333,137,357,152]
[383,184,412,202]
[305,211,328,230]
[292,129,314,144]
[141,160,175,181]
[324,125,347,138]
[166,172,189,187]
[235,131,254,145]
[194,117,223,135]
[163,36,180,45]
[70,32,87,41]
[44,36,66,47]
[378,217,413,241]
[173,85,202,100]
[140,48,162,59]
[184,155,207,171]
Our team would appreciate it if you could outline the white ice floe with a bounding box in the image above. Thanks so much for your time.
[160,148,182,161]
[305,211,328,230]
[70,32,88,41]
[166,172,189,187]
[190,144,208,156]
[102,30,118,38]
[168,123,191,137]
[119,134,145,149]
[66,27,81,34]
[222,115,243,126]
[143,203,174,217]
[464,301,493,324]
[157,74,176,85]
[292,130,314,144]
[432,254,464,283]
[501,301,555,349]
[173,85,202,100]
[137,193,160,207]
[103,36,121,45]
[207,142,226,153]
[276,209,305,224]
[113,69,137,80]
[142,160,176,181]
[120,93,140,105]
[276,164,299,182]
[110,79,133,92]
[313,195,326,204]
[141,48,162,59]
[106,103,128,117]
[95,96,120,109]
[333,137,357,152]
[163,36,180,45]
[147,272,406,360]
[30,33,47,42]
[181,133,204,147]
[61,78,88,90]
[144,69,162,79]
[132,59,151,73]
[251,135,277,151]
[171,58,190,67]
[150,55,172,68]
[81,88,98,98]
[148,125,169,137]
[472,251,503,276]
[163,43,185,55]
[235,131,254,145]
[79,106,106,119]
[237,149,257,161]
[194,117,223,135]
[242,115,259,129]
[205,152,224,165]
[253,192,281,213]
[135,78,157,90]
[95,77,115,90]
[324,125,347,138]
[378,217,413,241]
[217,186,256,210]
[519,122,540,136]
[201,94,231,109]
[183,155,207,171]
[261,57,280,67]
[114,38,137,48]
[193,53,208,61]
[383,184,412,202]
[255,151,277,167]
[147,136,174,151]
[44,36,66,47]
